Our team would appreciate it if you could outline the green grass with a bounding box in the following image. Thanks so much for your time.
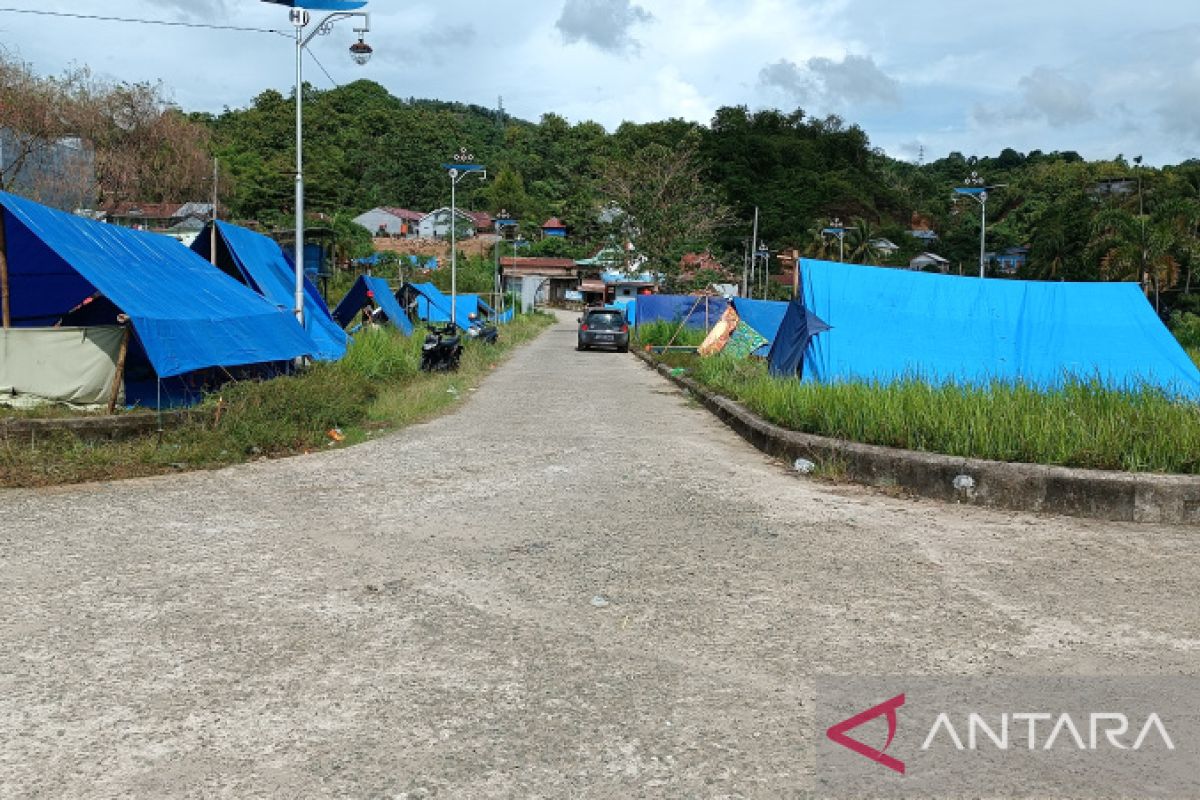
[633,321,708,348]
[677,355,1200,475]
[0,313,554,487]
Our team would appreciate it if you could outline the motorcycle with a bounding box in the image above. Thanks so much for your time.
[420,323,463,372]
[465,312,499,345]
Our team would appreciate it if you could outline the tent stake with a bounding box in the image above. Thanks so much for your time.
[0,208,10,328]
[106,318,131,415]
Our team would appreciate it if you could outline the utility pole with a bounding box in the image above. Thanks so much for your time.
[749,206,760,299]
[209,157,218,266]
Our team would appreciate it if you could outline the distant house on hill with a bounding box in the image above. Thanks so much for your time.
[541,217,567,238]
[417,207,483,239]
[909,229,939,244]
[1091,178,1136,197]
[100,201,215,244]
[871,238,900,257]
[909,252,950,273]
[991,246,1030,275]
[353,207,424,237]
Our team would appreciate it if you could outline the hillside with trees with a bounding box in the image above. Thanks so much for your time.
[4,51,1198,312]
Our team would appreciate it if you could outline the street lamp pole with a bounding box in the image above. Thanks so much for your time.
[279,3,372,325]
[954,172,1004,278]
[441,147,486,326]
[823,217,846,262]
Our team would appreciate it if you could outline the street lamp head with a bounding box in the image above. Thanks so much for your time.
[349,36,373,65]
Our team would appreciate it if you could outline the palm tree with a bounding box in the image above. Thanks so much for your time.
[845,217,884,264]
[1088,207,1182,310]
[802,220,836,260]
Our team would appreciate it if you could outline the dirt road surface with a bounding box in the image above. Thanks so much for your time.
[2,311,1196,798]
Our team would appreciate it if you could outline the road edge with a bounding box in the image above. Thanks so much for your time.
[634,350,1200,524]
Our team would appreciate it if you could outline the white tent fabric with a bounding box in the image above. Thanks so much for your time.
[0,326,124,407]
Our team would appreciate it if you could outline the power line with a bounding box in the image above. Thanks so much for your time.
[0,6,289,37]
[307,47,340,88]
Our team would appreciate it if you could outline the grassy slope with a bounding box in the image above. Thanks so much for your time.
[0,314,553,488]
[635,325,1200,475]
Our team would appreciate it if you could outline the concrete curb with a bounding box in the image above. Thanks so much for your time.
[0,409,195,443]
[634,350,1200,523]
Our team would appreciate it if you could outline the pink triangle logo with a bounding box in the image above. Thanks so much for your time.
[826,693,906,775]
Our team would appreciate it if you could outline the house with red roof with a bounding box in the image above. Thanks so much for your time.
[541,217,567,238]
[353,206,425,237]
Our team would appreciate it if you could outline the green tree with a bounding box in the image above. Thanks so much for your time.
[599,137,732,280]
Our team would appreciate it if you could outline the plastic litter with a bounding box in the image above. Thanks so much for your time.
[590,595,611,609]
[794,458,816,474]
[953,474,977,491]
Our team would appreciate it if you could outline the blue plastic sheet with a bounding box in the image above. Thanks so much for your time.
[332,276,413,335]
[193,221,348,361]
[767,299,831,377]
[0,190,313,377]
[410,282,480,331]
[634,295,728,328]
[799,258,1200,398]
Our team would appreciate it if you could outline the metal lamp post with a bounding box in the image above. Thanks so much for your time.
[441,148,486,325]
[268,1,372,324]
[823,217,847,262]
[954,172,1005,278]
[756,240,770,298]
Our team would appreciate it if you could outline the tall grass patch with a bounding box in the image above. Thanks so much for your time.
[690,356,1200,474]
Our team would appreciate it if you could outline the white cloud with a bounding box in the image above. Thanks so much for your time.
[759,54,899,109]
[555,0,652,54]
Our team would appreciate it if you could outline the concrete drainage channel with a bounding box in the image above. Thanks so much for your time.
[635,351,1200,524]
[0,410,194,443]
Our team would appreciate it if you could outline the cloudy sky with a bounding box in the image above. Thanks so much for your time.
[2,0,1198,165]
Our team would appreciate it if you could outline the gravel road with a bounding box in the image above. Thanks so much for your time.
[2,310,1196,798]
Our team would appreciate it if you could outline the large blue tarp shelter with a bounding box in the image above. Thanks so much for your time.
[0,191,313,377]
[192,221,347,361]
[634,295,728,328]
[332,276,413,335]
[784,258,1200,398]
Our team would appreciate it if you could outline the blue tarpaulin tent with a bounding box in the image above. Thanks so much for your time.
[789,258,1200,398]
[332,276,413,335]
[0,190,313,377]
[192,221,347,361]
[410,282,479,331]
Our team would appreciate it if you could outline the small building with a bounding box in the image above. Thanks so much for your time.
[499,256,578,306]
[541,217,567,238]
[909,229,939,243]
[871,238,900,256]
[465,210,495,233]
[103,201,214,232]
[417,207,479,239]
[909,252,950,273]
[1091,178,1136,197]
[991,246,1029,275]
[353,207,424,237]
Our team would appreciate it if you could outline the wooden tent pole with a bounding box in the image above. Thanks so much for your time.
[106,317,131,415]
[0,208,10,328]
[665,294,704,349]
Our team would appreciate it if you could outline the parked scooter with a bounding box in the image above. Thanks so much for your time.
[420,323,463,372]
[465,312,499,345]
